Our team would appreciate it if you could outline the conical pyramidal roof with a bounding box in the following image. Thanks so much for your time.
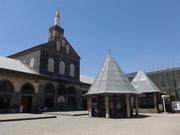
[87,53,137,95]
[131,70,161,93]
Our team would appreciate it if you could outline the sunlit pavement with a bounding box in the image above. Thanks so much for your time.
[0,113,180,135]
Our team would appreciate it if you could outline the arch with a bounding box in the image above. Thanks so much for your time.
[44,83,55,108]
[58,83,66,95]
[67,86,76,108]
[0,80,14,93]
[67,86,76,95]
[58,96,65,103]
[52,30,56,37]
[56,41,61,51]
[59,61,65,75]
[48,58,54,72]
[70,64,75,77]
[44,83,55,94]
[30,58,35,68]
[20,83,35,113]
[0,80,14,113]
[21,83,35,94]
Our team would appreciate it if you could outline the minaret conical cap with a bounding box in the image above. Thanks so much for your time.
[54,10,60,26]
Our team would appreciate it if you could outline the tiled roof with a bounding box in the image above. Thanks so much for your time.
[80,75,94,84]
[0,56,37,75]
[131,70,161,93]
[87,53,138,95]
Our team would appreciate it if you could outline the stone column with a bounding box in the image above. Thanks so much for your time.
[54,88,59,111]
[126,94,130,118]
[88,97,92,117]
[154,93,157,112]
[162,96,166,113]
[10,91,21,113]
[105,95,110,118]
[135,95,139,115]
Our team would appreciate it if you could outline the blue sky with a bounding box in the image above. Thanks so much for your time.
[0,0,180,77]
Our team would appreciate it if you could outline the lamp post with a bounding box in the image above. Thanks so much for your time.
[161,95,170,113]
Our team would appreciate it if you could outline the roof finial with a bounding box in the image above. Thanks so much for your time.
[54,10,60,26]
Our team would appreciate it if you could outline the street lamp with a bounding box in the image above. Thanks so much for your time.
[161,95,170,113]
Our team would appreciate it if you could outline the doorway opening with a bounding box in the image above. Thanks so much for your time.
[20,83,35,113]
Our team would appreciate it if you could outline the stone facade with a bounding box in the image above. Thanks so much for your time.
[0,11,90,113]
[0,70,88,113]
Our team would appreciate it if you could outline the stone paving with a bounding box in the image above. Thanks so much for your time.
[45,111,88,116]
[0,113,56,122]
[0,113,180,135]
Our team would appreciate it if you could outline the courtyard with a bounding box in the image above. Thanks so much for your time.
[0,113,180,135]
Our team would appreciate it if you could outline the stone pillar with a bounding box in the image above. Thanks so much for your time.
[54,91,59,111]
[88,97,92,117]
[105,95,110,118]
[162,96,166,113]
[154,93,157,112]
[10,91,21,113]
[126,94,130,118]
[135,95,139,115]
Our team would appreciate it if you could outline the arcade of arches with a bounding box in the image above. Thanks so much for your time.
[0,78,88,113]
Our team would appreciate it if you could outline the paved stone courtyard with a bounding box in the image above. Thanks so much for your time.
[0,113,180,135]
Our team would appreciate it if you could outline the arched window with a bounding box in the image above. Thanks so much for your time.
[48,32,51,39]
[48,58,54,72]
[56,41,61,51]
[62,39,66,47]
[44,83,55,108]
[70,64,75,77]
[59,61,65,75]
[30,58,35,68]
[52,30,55,37]
[66,45,70,54]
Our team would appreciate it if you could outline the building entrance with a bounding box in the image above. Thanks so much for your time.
[21,96,32,113]
[20,83,35,113]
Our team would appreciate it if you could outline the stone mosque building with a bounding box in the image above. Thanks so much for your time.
[1,10,180,115]
[0,10,93,113]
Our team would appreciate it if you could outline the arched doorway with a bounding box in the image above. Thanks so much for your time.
[44,84,55,109]
[21,83,35,113]
[0,80,14,113]
[67,86,76,110]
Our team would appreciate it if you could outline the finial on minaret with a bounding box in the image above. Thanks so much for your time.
[54,10,60,26]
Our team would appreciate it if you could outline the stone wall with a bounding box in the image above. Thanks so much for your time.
[0,73,88,113]
[10,50,41,73]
